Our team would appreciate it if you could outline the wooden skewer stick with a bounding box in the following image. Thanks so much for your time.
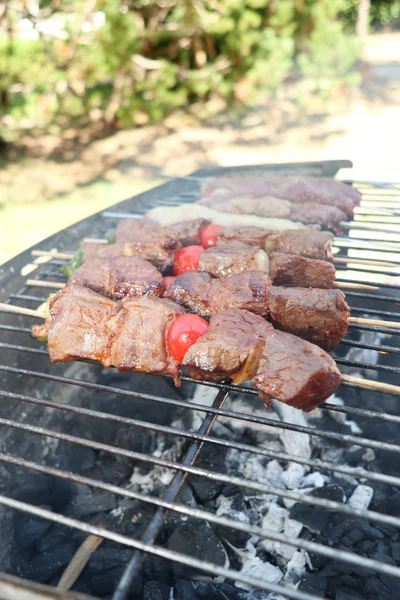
[31,247,400,270]
[26,279,66,289]
[57,527,104,591]
[1,303,400,395]
[349,316,400,330]
[334,282,379,290]
[25,275,380,293]
[0,303,46,319]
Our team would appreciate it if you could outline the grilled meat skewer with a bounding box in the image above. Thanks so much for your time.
[201,175,361,216]
[165,272,349,352]
[31,284,341,410]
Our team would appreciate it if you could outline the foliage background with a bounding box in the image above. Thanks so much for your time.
[3,0,395,144]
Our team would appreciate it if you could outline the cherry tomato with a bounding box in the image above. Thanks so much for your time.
[174,245,204,276]
[163,276,176,292]
[167,314,209,363]
[200,224,223,248]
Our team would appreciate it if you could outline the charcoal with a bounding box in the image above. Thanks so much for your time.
[372,541,396,565]
[47,443,96,474]
[365,577,392,600]
[188,445,228,503]
[189,475,223,504]
[142,554,174,585]
[18,542,76,583]
[341,528,364,547]
[167,521,228,579]
[143,580,172,600]
[391,541,400,561]
[217,515,251,548]
[68,488,117,518]
[289,484,345,532]
[299,573,328,596]
[335,589,365,600]
[14,506,52,550]
[175,580,246,600]
[82,548,134,597]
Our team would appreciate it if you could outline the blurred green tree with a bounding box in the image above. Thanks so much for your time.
[0,0,379,144]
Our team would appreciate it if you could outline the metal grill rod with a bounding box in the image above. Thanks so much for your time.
[114,388,228,600]
[1,362,400,448]
[0,495,327,600]
[2,388,400,491]
[0,450,396,589]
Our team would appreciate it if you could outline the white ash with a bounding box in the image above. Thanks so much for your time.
[347,484,374,510]
[300,472,328,489]
[235,557,283,591]
[216,495,250,525]
[362,448,376,462]
[270,401,311,459]
[219,394,282,442]
[342,329,387,379]
[128,435,184,493]
[284,550,307,588]
[281,464,307,490]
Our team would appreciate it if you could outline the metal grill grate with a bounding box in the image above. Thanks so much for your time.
[1,161,400,600]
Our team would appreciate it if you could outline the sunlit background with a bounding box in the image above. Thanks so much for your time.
[1,0,400,284]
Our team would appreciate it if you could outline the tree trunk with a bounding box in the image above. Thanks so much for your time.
[356,0,371,39]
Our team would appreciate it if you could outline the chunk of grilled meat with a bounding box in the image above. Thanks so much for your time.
[215,226,277,248]
[115,218,210,247]
[123,238,182,273]
[202,175,361,216]
[253,329,341,411]
[109,296,184,385]
[82,242,124,262]
[182,309,272,383]
[198,244,269,277]
[265,230,333,262]
[269,252,336,289]
[266,287,349,352]
[70,256,164,299]
[164,270,271,317]
[31,285,119,364]
[199,194,346,227]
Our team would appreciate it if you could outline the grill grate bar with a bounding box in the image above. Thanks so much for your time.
[1,364,400,449]
[0,451,397,593]
[0,494,327,600]
[3,340,398,376]
[114,388,228,599]
[2,388,400,490]
[340,338,400,354]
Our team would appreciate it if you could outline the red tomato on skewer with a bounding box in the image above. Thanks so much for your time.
[167,314,209,363]
[174,245,204,275]
[200,224,223,248]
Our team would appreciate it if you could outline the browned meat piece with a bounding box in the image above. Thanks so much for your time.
[212,271,271,316]
[269,253,336,289]
[289,203,346,227]
[199,194,346,227]
[82,242,124,262]
[202,175,360,216]
[165,270,272,317]
[265,230,333,262]
[109,256,164,299]
[182,309,272,383]
[109,296,184,385]
[70,258,111,297]
[164,219,210,246]
[215,226,277,247]
[198,244,269,277]
[199,194,292,218]
[115,220,158,244]
[164,271,214,316]
[116,218,208,247]
[253,329,341,411]
[266,287,349,351]
[70,256,164,299]
[123,239,182,273]
[31,285,118,364]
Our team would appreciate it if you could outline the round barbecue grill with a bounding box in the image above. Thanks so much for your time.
[1,159,400,600]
